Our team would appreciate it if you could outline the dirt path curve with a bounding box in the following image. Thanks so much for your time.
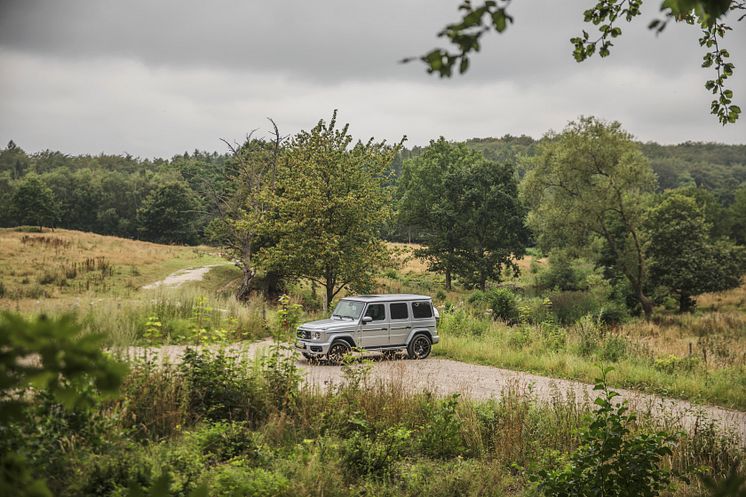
[120,339,746,446]
[141,265,223,290]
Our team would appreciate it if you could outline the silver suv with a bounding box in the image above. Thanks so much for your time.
[295,294,439,363]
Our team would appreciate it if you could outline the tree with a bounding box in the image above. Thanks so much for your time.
[137,181,200,244]
[206,124,282,301]
[398,138,475,289]
[410,0,743,124]
[263,111,401,309]
[10,174,59,229]
[521,117,657,319]
[726,185,746,244]
[644,192,745,312]
[399,138,527,290]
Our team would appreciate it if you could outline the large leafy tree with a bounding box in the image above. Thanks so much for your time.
[263,111,400,309]
[10,174,59,229]
[645,192,746,312]
[137,181,200,244]
[399,138,474,289]
[399,138,527,290]
[521,117,657,319]
[411,0,743,124]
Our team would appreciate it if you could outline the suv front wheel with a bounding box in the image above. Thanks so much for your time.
[408,334,432,360]
[327,340,352,365]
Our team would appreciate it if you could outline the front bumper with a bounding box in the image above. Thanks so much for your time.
[295,339,332,356]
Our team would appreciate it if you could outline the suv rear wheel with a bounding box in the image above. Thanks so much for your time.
[408,334,432,359]
[327,340,351,365]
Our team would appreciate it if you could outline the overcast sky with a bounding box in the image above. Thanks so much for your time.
[1,0,744,158]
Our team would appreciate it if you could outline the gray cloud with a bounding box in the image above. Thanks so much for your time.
[0,0,744,157]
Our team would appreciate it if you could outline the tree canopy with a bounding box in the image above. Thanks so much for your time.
[262,112,402,308]
[399,137,528,290]
[521,117,658,318]
[411,0,743,124]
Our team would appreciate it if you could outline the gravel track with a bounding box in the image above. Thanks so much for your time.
[141,265,221,290]
[120,339,746,446]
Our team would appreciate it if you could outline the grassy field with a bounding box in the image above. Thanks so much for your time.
[0,228,224,300]
[2,229,745,409]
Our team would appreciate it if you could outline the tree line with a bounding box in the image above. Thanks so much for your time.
[1,115,745,315]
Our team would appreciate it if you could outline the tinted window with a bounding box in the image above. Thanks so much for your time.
[364,304,386,321]
[390,302,409,320]
[412,301,433,319]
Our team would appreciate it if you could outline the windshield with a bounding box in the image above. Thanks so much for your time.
[331,300,365,320]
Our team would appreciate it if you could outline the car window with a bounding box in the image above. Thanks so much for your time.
[364,303,386,321]
[390,302,409,320]
[412,301,433,319]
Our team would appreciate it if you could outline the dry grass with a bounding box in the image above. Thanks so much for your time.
[697,276,746,312]
[0,228,223,304]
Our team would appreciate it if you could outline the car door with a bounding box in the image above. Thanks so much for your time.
[387,301,411,346]
[359,303,389,348]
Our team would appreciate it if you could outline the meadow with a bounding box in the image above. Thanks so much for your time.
[2,229,746,496]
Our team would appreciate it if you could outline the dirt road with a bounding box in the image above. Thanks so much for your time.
[121,339,746,446]
[141,265,221,290]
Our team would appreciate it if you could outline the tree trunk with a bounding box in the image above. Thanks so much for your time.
[638,289,653,321]
[444,269,452,291]
[325,284,334,312]
[678,293,694,313]
[235,265,254,302]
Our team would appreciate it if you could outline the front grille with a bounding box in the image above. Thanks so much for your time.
[297,328,310,339]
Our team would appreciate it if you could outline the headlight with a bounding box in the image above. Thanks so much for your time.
[313,332,321,340]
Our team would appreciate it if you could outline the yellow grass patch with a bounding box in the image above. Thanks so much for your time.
[0,228,223,304]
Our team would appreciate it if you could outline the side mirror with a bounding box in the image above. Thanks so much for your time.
[362,316,373,324]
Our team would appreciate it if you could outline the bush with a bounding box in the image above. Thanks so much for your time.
[518,297,554,324]
[179,349,267,425]
[600,335,628,362]
[418,395,465,459]
[187,422,269,466]
[575,315,603,357]
[653,355,700,374]
[208,464,290,497]
[341,426,412,480]
[470,288,520,324]
[597,302,629,326]
[536,371,678,497]
[549,291,600,325]
[440,309,489,337]
[539,323,567,352]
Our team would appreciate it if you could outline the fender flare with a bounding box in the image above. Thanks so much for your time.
[405,328,432,345]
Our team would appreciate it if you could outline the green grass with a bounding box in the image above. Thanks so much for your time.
[433,311,746,410]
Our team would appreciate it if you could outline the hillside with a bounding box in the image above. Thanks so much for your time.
[0,228,223,303]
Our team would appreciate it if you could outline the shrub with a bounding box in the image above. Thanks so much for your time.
[179,349,267,425]
[440,309,489,337]
[575,314,603,357]
[597,302,629,326]
[208,465,290,497]
[549,291,600,325]
[341,426,412,480]
[653,355,700,374]
[539,323,567,352]
[187,422,269,466]
[486,288,520,324]
[418,395,465,459]
[600,335,628,362]
[508,326,533,350]
[518,297,554,324]
[536,371,678,497]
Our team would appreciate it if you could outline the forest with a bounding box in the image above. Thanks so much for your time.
[2,128,745,247]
